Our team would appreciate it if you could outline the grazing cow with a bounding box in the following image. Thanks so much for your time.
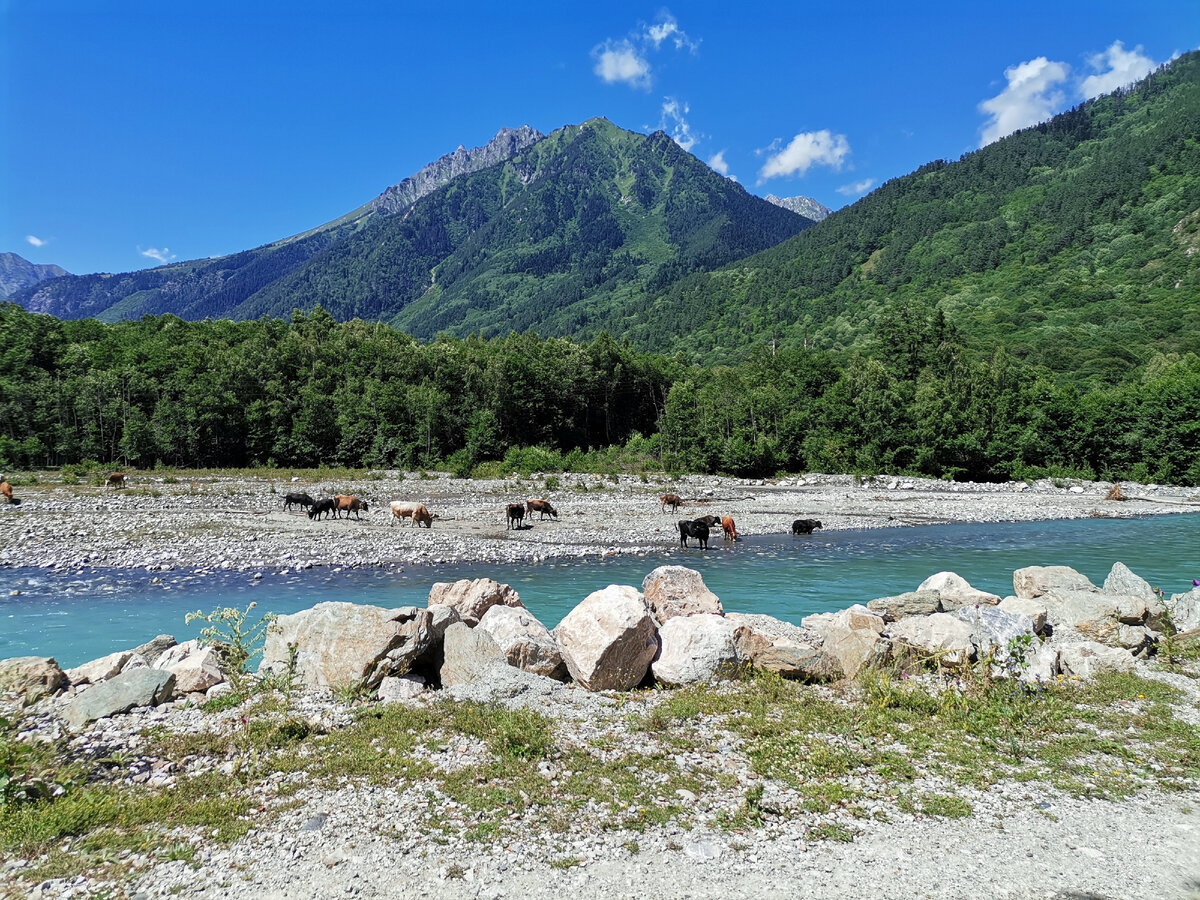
[389,501,419,526]
[284,492,315,512]
[506,503,525,529]
[308,498,336,520]
[0,480,12,504]
[792,518,822,535]
[660,493,683,513]
[105,472,126,489]
[678,518,711,550]
[334,495,368,520]
[411,503,433,528]
[722,515,738,542]
[526,498,558,520]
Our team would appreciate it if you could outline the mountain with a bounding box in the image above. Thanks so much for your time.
[12,126,546,322]
[12,120,812,333]
[619,51,1200,375]
[0,253,68,298]
[764,195,832,222]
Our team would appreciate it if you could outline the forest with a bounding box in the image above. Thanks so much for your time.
[2,302,1197,485]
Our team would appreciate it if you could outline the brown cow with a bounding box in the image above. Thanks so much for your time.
[389,500,420,526]
[0,480,12,504]
[334,495,368,520]
[526,498,558,520]
[660,493,683,513]
[722,515,738,542]
[106,472,126,489]
[411,504,433,528]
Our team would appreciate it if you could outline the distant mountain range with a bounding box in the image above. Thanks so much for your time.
[0,253,68,298]
[11,120,813,335]
[764,195,832,222]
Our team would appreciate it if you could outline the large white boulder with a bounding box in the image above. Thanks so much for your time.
[1058,642,1136,679]
[1164,587,1200,634]
[66,651,135,687]
[641,566,723,623]
[1013,566,1097,599]
[801,605,888,679]
[427,578,523,627]
[888,613,976,665]
[917,572,1000,609]
[1040,589,1150,646]
[652,614,741,686]
[997,596,1049,634]
[726,613,840,681]
[477,605,567,680]
[952,606,1037,663]
[0,656,67,704]
[867,590,941,622]
[154,640,228,694]
[554,585,659,691]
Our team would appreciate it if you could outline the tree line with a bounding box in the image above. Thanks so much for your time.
[0,302,1197,485]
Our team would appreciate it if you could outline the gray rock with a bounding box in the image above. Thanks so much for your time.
[952,606,1037,662]
[154,640,228,694]
[917,572,1000,609]
[867,590,942,622]
[427,578,523,627]
[1013,566,1098,599]
[65,651,134,687]
[1105,563,1170,631]
[63,668,175,730]
[131,634,177,667]
[888,613,976,665]
[801,605,888,679]
[378,674,426,703]
[1164,587,1200,633]
[726,613,839,681]
[998,596,1049,634]
[554,585,659,691]
[0,656,67,704]
[652,614,742,686]
[1041,589,1150,645]
[477,605,566,680]
[641,566,723,623]
[1058,642,1135,679]
[439,622,506,687]
[426,604,462,643]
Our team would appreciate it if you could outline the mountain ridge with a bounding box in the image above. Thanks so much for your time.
[0,253,68,298]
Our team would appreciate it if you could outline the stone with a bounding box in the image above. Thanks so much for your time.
[426,604,463,643]
[131,634,177,667]
[426,578,523,627]
[641,566,723,622]
[439,622,506,687]
[62,669,175,730]
[1058,642,1136,679]
[1164,587,1200,634]
[0,656,67,704]
[1040,589,1150,645]
[917,572,1001,609]
[553,585,659,691]
[1013,566,1097,599]
[205,681,234,702]
[1105,563,1170,631]
[867,590,942,622]
[888,613,976,665]
[477,605,567,680]
[260,602,433,690]
[66,651,134,687]
[726,613,840,681]
[997,596,1049,634]
[1020,641,1059,683]
[378,674,426,703]
[652,614,742,686]
[801,605,888,679]
[154,640,228,694]
[952,606,1037,662]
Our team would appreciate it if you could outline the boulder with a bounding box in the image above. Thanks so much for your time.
[1104,563,1170,631]
[1040,589,1150,645]
[154,640,228,694]
[997,596,1049,634]
[66,651,135,687]
[1164,587,1200,634]
[1020,641,1060,683]
[1013,566,1097,599]
[1058,642,1136,679]
[439,622,506,687]
[917,572,1000,609]
[427,604,463,643]
[801,605,888,679]
[260,602,433,690]
[0,656,67,704]
[427,578,523,627]
[952,606,1036,663]
[726,613,840,681]
[378,674,426,703]
[554,585,659,691]
[641,566,723,623]
[888,613,976,665]
[867,590,942,622]
[63,669,175,731]
[131,634,177,667]
[652,614,742,686]
[477,605,567,680]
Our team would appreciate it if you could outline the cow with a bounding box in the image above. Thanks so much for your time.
[722,515,738,542]
[334,495,368,520]
[411,503,434,528]
[526,498,558,520]
[0,479,12,504]
[284,492,315,512]
[389,501,420,526]
[792,518,823,535]
[692,514,721,528]
[105,472,126,489]
[506,503,525,529]
[308,498,337,520]
[660,493,683,513]
[678,518,711,549]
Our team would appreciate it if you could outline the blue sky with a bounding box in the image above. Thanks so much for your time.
[3,0,1195,276]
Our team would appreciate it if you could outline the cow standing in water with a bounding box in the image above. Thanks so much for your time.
[721,516,738,542]
[678,518,711,549]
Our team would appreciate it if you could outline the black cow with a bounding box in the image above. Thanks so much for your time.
[792,518,823,535]
[678,518,711,549]
[284,492,315,512]
[506,503,525,529]
[308,498,337,520]
[692,514,721,528]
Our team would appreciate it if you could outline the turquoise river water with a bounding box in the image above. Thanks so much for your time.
[2,514,1198,667]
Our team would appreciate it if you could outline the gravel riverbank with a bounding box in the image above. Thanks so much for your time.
[2,471,1197,573]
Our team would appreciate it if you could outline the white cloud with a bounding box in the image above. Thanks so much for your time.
[1080,41,1158,99]
[139,246,176,264]
[758,130,851,181]
[593,39,652,89]
[646,12,698,52]
[707,150,729,175]
[978,56,1070,146]
[25,235,47,248]
[660,97,698,151]
[837,178,875,196]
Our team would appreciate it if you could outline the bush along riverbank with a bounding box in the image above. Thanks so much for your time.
[2,563,1200,899]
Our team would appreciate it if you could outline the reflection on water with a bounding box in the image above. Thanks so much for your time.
[3,514,1198,667]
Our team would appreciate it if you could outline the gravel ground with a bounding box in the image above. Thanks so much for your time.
[2,470,1197,573]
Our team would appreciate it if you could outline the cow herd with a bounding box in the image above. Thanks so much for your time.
[660,493,822,549]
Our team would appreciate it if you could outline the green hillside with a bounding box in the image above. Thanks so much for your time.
[621,52,1200,379]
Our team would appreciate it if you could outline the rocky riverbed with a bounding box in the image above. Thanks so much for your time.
[2,470,1197,573]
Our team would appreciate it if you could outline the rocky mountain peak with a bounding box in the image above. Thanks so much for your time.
[763,194,833,222]
[0,252,68,299]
